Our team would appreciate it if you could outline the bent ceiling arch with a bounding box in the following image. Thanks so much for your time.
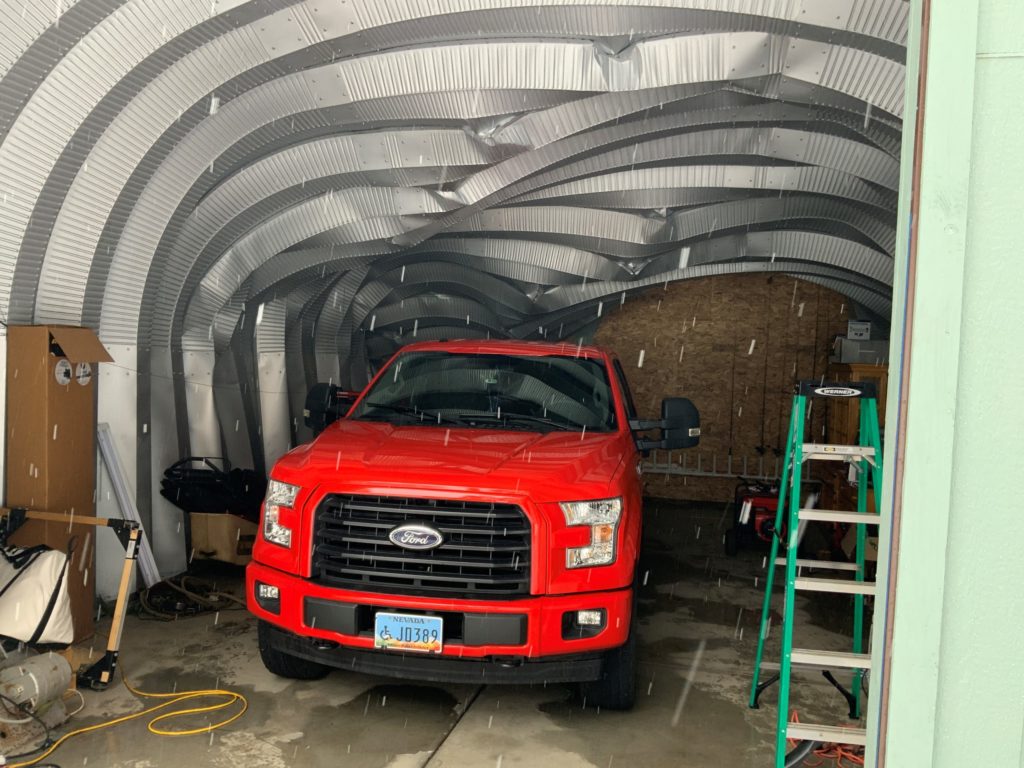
[0,0,909,497]
[396,99,903,245]
[18,29,901,344]
[151,105,895,337]
[167,135,896,337]
[155,112,900,345]
[451,198,896,256]
[154,130,496,346]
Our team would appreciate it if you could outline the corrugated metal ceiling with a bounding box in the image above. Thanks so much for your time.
[0,0,906,469]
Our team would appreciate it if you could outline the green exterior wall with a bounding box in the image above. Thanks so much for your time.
[876,0,1024,765]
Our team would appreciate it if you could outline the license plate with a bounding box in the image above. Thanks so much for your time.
[374,612,443,654]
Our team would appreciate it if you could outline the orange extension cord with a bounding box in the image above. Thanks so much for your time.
[787,711,866,768]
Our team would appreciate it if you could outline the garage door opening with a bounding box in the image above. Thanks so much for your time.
[0,2,935,767]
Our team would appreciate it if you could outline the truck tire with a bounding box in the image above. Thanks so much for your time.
[579,613,637,711]
[257,620,331,680]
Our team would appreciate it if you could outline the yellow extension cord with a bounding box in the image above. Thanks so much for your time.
[6,667,248,768]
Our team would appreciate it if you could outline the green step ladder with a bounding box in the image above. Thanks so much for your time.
[748,381,883,767]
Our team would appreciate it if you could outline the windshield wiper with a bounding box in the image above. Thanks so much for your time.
[359,402,464,426]
[457,411,576,431]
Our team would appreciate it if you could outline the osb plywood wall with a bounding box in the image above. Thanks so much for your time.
[593,274,849,502]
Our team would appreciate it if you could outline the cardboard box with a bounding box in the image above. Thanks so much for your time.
[6,325,113,641]
[190,513,257,566]
[841,524,879,562]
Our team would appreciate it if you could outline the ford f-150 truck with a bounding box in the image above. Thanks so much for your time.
[247,339,699,709]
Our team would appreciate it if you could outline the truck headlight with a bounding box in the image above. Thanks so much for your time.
[560,498,621,568]
[263,479,299,548]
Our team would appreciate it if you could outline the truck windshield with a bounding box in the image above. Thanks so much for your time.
[351,351,617,433]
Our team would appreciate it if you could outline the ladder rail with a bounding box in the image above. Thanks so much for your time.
[851,401,869,718]
[748,405,798,708]
[774,398,806,763]
[866,398,885,514]
[853,397,885,717]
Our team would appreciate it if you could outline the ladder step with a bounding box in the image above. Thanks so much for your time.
[787,723,867,747]
[761,651,871,673]
[802,443,876,463]
[798,509,881,525]
[795,577,876,595]
[775,557,860,572]
[791,648,872,670]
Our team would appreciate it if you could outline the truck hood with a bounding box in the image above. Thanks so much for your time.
[276,419,628,503]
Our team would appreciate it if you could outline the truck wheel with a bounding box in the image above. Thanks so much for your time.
[257,620,331,680]
[579,616,637,711]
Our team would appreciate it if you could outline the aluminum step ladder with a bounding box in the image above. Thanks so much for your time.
[748,381,883,767]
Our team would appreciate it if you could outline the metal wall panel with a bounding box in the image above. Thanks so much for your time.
[254,299,291,467]
[146,345,188,578]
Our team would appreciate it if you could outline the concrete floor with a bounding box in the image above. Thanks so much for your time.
[40,502,863,767]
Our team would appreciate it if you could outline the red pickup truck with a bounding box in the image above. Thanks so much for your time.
[247,339,699,709]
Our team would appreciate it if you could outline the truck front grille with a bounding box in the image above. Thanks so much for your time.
[311,495,531,598]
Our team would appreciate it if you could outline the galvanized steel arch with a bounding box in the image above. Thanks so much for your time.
[1,3,908,329]
[16,30,901,343]
[167,107,897,313]
[403,103,902,245]
[344,263,537,324]
[209,192,892,328]
[517,260,892,338]
[509,165,897,213]
[327,261,540,383]
[167,120,897,364]
[452,198,896,256]
[259,239,625,290]
[0,0,911,502]
[16,0,649,330]
[153,129,495,346]
[1,0,291,323]
[680,231,894,287]
[166,111,901,347]
[285,277,344,442]
[105,88,570,336]
[179,188,457,349]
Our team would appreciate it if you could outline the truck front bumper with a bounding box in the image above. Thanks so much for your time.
[261,621,605,684]
[247,560,632,681]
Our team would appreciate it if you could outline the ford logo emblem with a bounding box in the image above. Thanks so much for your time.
[388,523,444,550]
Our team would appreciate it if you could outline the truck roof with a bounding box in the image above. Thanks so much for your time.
[394,338,610,359]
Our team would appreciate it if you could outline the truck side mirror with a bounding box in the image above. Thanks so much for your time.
[631,397,700,452]
[660,397,700,450]
[304,384,359,435]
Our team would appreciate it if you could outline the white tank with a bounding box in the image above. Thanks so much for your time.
[0,652,72,711]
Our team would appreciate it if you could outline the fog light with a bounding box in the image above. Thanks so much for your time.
[258,584,279,600]
[255,582,281,614]
[562,608,606,640]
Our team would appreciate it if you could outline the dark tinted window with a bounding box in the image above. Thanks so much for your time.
[352,352,616,432]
